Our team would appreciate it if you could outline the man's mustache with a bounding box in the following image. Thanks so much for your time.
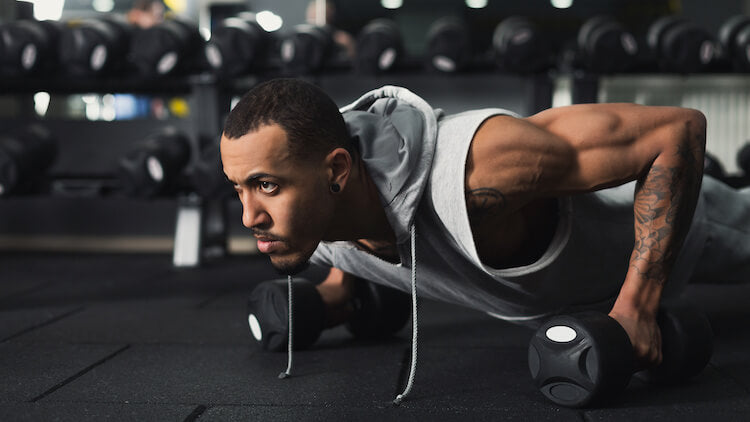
[251,229,285,242]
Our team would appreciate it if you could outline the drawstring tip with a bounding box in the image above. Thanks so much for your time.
[392,395,405,406]
[278,371,291,379]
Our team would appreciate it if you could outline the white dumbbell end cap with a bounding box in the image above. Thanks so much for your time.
[545,325,577,343]
[248,313,263,341]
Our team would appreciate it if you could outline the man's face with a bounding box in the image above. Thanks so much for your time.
[221,124,332,274]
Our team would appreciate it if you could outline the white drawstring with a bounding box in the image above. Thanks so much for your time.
[393,223,418,405]
[279,275,293,379]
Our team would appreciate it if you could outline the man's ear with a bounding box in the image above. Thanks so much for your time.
[324,147,352,191]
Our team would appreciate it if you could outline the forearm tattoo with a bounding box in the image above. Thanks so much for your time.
[630,140,703,285]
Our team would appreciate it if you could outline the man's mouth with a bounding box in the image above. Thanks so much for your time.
[256,238,283,254]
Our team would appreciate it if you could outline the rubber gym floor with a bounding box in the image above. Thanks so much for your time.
[1,252,749,421]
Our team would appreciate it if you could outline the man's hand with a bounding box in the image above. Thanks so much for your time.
[609,306,663,370]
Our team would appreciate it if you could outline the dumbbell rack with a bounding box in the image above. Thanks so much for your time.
[0,73,245,267]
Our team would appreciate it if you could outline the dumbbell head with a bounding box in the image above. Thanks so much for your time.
[187,140,234,199]
[247,278,325,352]
[355,18,403,74]
[206,16,267,76]
[117,127,191,197]
[130,18,204,76]
[703,152,727,181]
[493,16,550,73]
[737,142,750,175]
[718,15,750,71]
[640,304,713,384]
[0,20,61,75]
[528,312,634,407]
[279,24,334,74]
[426,17,472,73]
[577,16,638,73]
[346,278,411,340]
[59,17,131,76]
[0,125,57,196]
[647,16,715,72]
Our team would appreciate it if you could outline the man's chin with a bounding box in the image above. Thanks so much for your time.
[269,254,311,276]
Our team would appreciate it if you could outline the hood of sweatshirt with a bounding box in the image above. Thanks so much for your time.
[340,86,443,244]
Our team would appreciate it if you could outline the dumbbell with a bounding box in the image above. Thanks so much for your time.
[0,19,62,76]
[528,304,713,407]
[426,17,472,73]
[247,277,411,352]
[186,140,234,199]
[130,18,205,77]
[117,126,191,198]
[279,24,337,75]
[576,16,638,73]
[493,16,551,74]
[206,15,273,76]
[0,125,57,196]
[355,18,403,74]
[703,152,727,181]
[647,16,716,73]
[59,17,132,76]
[718,15,750,72]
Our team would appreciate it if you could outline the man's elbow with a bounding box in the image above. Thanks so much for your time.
[680,108,707,147]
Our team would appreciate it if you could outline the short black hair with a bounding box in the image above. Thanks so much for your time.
[223,78,350,162]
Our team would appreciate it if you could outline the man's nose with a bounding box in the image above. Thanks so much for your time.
[240,193,270,229]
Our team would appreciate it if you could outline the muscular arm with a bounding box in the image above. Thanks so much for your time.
[468,103,706,365]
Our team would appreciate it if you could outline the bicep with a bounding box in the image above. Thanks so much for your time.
[469,103,701,200]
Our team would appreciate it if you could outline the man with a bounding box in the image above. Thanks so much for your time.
[220,78,749,375]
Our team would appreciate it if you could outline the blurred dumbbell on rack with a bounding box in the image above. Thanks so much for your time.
[354,18,404,74]
[718,15,750,72]
[647,16,716,73]
[59,16,132,77]
[280,23,351,75]
[130,18,206,77]
[117,127,191,198]
[493,16,552,74]
[0,125,57,196]
[0,19,62,76]
[187,140,234,199]
[425,17,473,73]
[703,149,750,188]
[205,13,281,77]
[575,16,639,73]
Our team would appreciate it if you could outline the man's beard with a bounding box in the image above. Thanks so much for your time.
[271,257,310,276]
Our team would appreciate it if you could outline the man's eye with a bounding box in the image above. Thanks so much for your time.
[259,181,277,193]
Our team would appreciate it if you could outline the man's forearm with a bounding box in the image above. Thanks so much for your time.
[617,115,706,313]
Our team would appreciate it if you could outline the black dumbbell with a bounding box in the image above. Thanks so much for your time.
[528,304,713,407]
[493,16,551,74]
[703,152,727,181]
[247,277,411,352]
[59,17,132,76]
[186,140,234,199]
[279,24,337,75]
[0,19,62,76]
[206,15,273,76]
[117,127,191,198]
[130,18,205,77]
[426,17,472,73]
[718,15,750,72]
[0,125,57,196]
[647,16,716,73]
[355,18,403,74]
[577,16,638,73]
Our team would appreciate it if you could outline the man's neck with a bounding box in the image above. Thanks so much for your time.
[325,158,396,244]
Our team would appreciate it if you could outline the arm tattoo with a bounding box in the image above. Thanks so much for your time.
[466,188,506,224]
[630,139,703,285]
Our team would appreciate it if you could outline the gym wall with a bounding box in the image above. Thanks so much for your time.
[1,0,749,259]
